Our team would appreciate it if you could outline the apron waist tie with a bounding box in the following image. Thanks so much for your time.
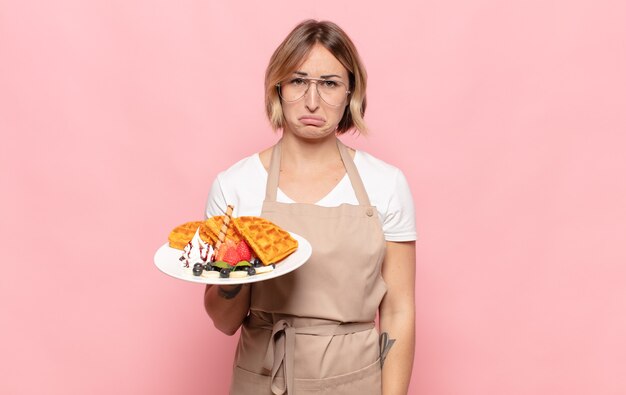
[254,316,375,395]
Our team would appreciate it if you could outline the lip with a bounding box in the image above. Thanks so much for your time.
[299,115,325,126]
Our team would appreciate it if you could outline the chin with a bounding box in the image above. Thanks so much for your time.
[289,125,337,141]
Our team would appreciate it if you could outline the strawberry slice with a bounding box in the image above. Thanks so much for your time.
[215,239,236,262]
[236,241,252,261]
[223,247,241,266]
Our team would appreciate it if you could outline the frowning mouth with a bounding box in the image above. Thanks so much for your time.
[299,115,325,126]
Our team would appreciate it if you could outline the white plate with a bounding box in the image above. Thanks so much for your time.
[153,232,312,285]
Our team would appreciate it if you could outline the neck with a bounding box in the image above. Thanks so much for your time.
[279,132,342,170]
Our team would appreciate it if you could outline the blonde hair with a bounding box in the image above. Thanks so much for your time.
[265,20,368,134]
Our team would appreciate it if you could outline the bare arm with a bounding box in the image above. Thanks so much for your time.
[379,240,416,395]
[203,178,251,335]
[204,284,251,335]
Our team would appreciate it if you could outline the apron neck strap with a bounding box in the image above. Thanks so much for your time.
[336,139,371,206]
[264,138,371,206]
[265,138,282,202]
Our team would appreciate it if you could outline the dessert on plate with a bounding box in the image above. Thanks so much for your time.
[167,205,298,279]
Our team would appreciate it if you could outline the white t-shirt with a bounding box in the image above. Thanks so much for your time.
[205,150,417,242]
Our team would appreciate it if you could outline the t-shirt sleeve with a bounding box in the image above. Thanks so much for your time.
[204,175,228,219]
[383,169,418,242]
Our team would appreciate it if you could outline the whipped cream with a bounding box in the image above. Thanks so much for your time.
[180,228,213,274]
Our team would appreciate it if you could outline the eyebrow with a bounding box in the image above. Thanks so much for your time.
[293,71,343,79]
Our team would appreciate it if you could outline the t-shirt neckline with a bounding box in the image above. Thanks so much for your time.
[254,150,360,205]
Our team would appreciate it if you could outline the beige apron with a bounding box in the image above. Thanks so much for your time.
[230,139,390,395]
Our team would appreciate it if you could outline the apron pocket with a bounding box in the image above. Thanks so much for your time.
[230,365,272,395]
[296,358,382,395]
[231,359,381,395]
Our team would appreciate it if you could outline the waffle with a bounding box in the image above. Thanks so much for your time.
[233,216,298,265]
[201,216,243,245]
[168,221,204,250]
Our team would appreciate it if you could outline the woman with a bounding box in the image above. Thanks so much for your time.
[204,20,416,395]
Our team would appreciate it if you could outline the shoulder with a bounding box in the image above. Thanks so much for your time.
[215,153,265,185]
[353,149,417,241]
[206,153,267,217]
[354,150,405,187]
[257,146,273,172]
[354,150,400,171]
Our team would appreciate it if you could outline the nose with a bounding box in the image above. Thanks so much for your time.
[304,81,320,112]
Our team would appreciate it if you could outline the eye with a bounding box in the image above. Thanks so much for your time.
[289,78,307,86]
[322,80,339,88]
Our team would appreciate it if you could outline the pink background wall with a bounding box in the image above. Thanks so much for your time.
[1,0,625,394]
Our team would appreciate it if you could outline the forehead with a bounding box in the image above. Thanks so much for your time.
[293,44,348,78]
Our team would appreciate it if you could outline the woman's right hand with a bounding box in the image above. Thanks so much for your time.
[204,284,251,335]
